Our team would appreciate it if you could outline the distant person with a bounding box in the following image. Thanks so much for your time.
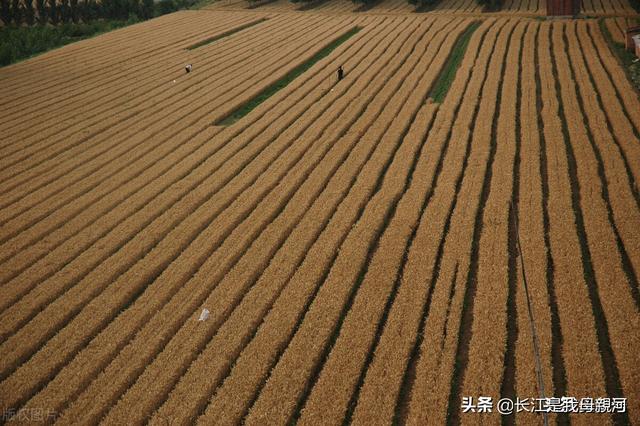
[185,64,193,73]
[337,65,344,81]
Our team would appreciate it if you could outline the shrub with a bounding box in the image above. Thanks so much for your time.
[155,0,177,14]
[0,43,12,66]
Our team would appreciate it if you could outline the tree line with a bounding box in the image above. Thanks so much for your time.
[0,0,195,26]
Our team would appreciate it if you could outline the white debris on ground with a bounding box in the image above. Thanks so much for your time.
[198,308,209,321]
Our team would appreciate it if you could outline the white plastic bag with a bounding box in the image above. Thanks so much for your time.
[198,308,209,321]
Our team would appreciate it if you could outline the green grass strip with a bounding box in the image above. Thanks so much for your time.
[218,26,361,125]
[598,18,640,94]
[428,21,480,104]
[187,18,268,50]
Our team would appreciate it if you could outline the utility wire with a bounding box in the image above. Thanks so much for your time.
[511,200,549,426]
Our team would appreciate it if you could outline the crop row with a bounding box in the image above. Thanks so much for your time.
[0,12,362,414]
[0,16,353,357]
[1,13,639,424]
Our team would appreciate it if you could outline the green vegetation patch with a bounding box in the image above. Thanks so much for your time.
[217,26,361,126]
[428,21,480,104]
[187,18,267,50]
[0,18,135,66]
[598,18,640,94]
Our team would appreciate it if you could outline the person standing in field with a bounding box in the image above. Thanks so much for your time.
[337,65,344,81]
[185,64,193,73]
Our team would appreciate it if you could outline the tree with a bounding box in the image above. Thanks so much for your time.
[35,0,46,23]
[0,0,11,25]
[59,0,69,22]
[139,0,152,19]
[48,0,58,24]
[128,0,139,18]
[476,0,500,10]
[407,0,438,8]
[101,0,126,19]
[69,0,78,21]
[87,0,98,19]
[25,0,35,23]
[350,0,377,7]
[11,0,22,24]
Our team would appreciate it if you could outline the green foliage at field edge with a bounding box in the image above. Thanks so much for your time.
[0,18,135,66]
[186,18,267,50]
[429,21,480,104]
[598,18,640,95]
[0,0,213,67]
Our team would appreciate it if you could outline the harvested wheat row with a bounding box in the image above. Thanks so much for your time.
[296,21,470,426]
[538,21,608,422]
[604,17,625,43]
[558,21,638,422]
[512,20,556,424]
[0,16,325,196]
[141,19,414,426]
[434,0,480,14]
[192,20,449,426]
[348,19,496,426]
[405,18,515,425]
[87,18,424,426]
[0,13,256,130]
[3,18,352,354]
[458,21,526,426]
[0,17,338,269]
[8,16,379,420]
[242,19,462,425]
[45,15,412,422]
[0,18,367,417]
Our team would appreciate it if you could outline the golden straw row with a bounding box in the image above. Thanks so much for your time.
[406,18,515,425]
[349,19,496,425]
[296,20,470,425]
